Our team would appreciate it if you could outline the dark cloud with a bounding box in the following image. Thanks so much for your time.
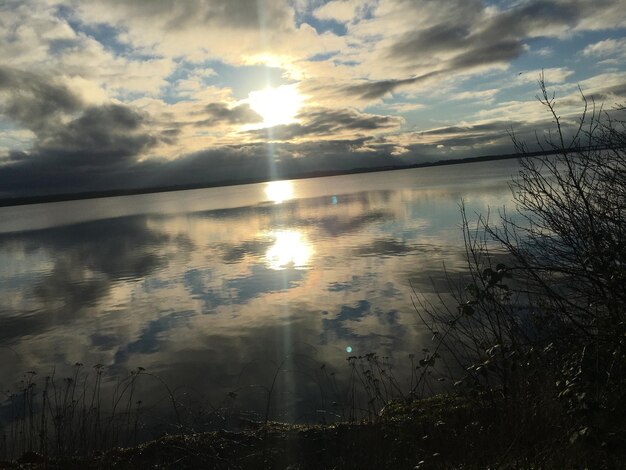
[404,109,624,156]
[345,0,612,101]
[300,108,402,132]
[587,82,626,102]
[449,40,526,70]
[196,102,262,126]
[387,0,579,71]
[434,0,581,72]
[0,65,173,155]
[141,138,403,190]
[0,92,539,201]
[0,134,410,199]
[1,123,508,199]
[0,115,165,197]
[0,66,82,132]
[246,108,403,140]
[419,122,519,137]
[480,0,581,39]
[35,104,160,166]
[341,75,436,100]
[413,120,553,149]
[0,68,174,197]
[388,23,471,60]
[97,0,292,30]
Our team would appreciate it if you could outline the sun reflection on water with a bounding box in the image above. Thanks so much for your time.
[265,180,294,204]
[266,230,312,270]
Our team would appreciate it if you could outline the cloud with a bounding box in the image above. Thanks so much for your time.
[419,121,521,138]
[405,117,589,153]
[313,0,378,23]
[0,134,407,198]
[373,1,584,91]
[70,0,341,64]
[0,103,167,198]
[36,105,160,163]
[0,4,175,99]
[533,46,554,57]
[386,0,609,70]
[0,66,83,132]
[451,89,500,102]
[336,0,626,98]
[0,72,173,197]
[195,102,262,126]
[246,107,404,140]
[582,38,626,58]
[151,138,403,187]
[340,75,438,100]
[0,66,169,167]
[447,40,527,70]
[81,0,293,31]
[388,23,474,62]
[578,71,626,95]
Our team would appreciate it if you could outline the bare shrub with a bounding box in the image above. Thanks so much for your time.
[415,73,626,465]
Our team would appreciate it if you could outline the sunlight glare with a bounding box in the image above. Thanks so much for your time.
[265,180,293,204]
[266,230,312,270]
[248,85,302,127]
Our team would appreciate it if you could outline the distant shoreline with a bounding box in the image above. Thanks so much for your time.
[0,150,555,208]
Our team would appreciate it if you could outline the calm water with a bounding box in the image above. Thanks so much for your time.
[0,159,518,423]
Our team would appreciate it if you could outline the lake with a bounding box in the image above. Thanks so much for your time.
[0,159,519,429]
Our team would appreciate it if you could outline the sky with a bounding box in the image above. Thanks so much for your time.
[1,0,626,198]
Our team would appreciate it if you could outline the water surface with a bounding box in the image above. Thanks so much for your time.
[0,159,519,422]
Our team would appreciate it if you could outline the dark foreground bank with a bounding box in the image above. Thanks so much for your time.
[2,394,623,469]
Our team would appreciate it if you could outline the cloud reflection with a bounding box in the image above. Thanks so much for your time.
[0,162,518,425]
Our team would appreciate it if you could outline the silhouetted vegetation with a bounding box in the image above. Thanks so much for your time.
[414,74,626,467]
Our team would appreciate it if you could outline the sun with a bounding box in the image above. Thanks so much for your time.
[248,85,302,127]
